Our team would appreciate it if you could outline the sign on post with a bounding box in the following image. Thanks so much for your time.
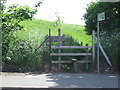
[98,12,105,21]
[97,12,105,73]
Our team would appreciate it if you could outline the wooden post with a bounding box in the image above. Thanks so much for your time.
[48,29,51,52]
[74,61,78,73]
[92,30,95,61]
[86,44,89,71]
[72,59,78,73]
[97,14,100,73]
[58,28,61,70]
[48,29,52,71]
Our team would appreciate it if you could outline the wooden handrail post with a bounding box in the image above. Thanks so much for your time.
[58,28,61,70]
[48,29,52,71]
[92,30,95,61]
[48,29,51,53]
[86,44,89,71]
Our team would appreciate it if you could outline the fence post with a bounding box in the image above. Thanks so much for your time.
[86,44,89,71]
[48,29,51,52]
[58,28,61,70]
[72,59,78,73]
[97,14,100,73]
[48,29,52,71]
[92,30,95,61]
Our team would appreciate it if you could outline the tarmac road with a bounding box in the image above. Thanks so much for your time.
[0,72,118,88]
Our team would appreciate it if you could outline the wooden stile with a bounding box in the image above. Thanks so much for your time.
[46,29,96,72]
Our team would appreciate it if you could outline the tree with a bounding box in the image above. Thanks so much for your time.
[84,2,120,35]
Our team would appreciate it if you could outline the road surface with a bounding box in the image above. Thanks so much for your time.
[0,72,118,88]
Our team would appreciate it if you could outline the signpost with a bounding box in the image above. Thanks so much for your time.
[97,12,105,73]
[98,12,105,21]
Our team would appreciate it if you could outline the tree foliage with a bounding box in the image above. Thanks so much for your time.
[84,2,120,34]
[2,2,38,71]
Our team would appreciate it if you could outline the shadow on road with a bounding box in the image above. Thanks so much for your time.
[44,73,118,88]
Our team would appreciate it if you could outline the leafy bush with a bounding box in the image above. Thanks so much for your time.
[3,40,42,72]
[2,3,37,72]
[2,4,37,58]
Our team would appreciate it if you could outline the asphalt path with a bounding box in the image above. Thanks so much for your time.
[0,72,118,88]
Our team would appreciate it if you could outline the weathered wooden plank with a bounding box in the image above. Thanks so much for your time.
[77,61,91,63]
[45,36,66,42]
[50,53,92,56]
[52,61,71,63]
[51,46,92,49]
[52,60,91,63]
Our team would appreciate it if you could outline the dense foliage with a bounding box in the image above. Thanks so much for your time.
[84,2,120,72]
[2,2,39,71]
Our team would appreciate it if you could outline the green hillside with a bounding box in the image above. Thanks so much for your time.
[16,19,92,47]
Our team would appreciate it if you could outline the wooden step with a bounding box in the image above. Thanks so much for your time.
[52,60,91,63]
[52,61,71,63]
[50,53,92,56]
[51,46,92,49]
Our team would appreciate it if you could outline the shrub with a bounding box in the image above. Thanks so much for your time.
[99,31,120,73]
[2,40,42,72]
[2,3,37,72]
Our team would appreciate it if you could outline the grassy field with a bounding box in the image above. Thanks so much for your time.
[16,19,92,47]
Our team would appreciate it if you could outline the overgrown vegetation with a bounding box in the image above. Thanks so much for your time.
[15,19,91,72]
[1,2,40,72]
[2,2,91,72]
